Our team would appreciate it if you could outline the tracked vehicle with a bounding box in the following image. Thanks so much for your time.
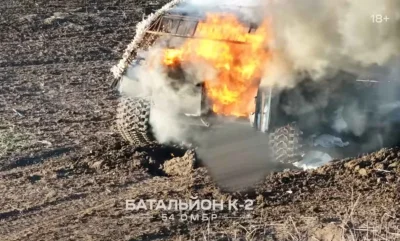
[112,1,400,166]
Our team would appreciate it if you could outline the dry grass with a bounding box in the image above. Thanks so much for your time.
[170,206,400,241]
[0,121,35,158]
[338,189,400,241]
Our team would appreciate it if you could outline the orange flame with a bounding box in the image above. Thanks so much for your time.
[163,13,271,117]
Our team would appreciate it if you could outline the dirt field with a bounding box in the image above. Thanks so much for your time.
[1,1,400,240]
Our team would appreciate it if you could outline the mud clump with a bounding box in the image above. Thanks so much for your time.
[73,136,194,177]
[163,149,196,176]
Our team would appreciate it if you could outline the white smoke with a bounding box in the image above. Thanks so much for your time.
[256,0,400,152]
[120,47,204,144]
[186,0,262,7]
[260,0,400,87]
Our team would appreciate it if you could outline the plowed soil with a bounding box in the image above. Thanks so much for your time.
[1,1,399,241]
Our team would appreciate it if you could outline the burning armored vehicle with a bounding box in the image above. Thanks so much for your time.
[111,1,400,167]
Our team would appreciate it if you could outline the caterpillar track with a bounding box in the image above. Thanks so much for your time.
[269,123,304,164]
[116,97,155,146]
